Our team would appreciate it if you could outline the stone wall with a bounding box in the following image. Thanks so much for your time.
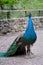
[0,18,43,35]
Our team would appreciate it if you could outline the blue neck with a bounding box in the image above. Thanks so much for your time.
[26,17,34,31]
[23,17,34,38]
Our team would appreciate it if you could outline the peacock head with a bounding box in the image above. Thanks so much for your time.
[28,13,32,18]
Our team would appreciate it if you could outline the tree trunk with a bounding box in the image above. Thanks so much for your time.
[38,11,41,16]
[0,1,4,10]
[7,11,10,19]
[25,11,27,17]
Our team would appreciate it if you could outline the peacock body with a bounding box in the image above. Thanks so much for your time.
[14,14,37,56]
[23,16,37,45]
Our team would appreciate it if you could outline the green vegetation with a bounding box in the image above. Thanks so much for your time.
[0,0,43,10]
[0,0,19,9]
[0,0,43,19]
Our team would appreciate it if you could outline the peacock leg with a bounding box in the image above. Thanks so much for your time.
[30,45,34,55]
[27,44,34,55]
[27,44,30,55]
[25,45,28,55]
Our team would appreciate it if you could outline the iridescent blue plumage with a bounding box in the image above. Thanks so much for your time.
[23,13,37,45]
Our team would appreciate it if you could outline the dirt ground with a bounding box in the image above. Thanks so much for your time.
[0,30,43,65]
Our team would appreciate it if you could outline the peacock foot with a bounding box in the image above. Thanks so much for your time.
[27,51,35,59]
[28,51,34,55]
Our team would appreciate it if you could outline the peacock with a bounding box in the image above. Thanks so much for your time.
[0,13,37,57]
[22,13,37,55]
[15,13,37,56]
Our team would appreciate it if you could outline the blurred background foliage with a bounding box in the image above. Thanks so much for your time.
[0,0,43,19]
[0,0,43,9]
